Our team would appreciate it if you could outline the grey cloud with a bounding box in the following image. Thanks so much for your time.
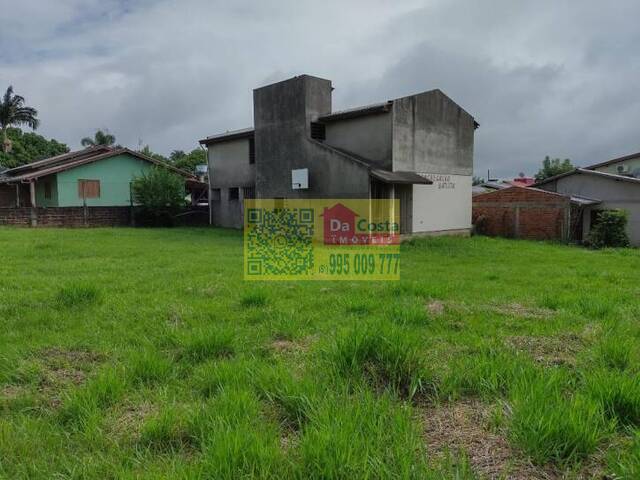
[1,0,639,177]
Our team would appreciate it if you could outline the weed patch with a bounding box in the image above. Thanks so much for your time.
[55,285,101,309]
[240,290,269,308]
[177,327,235,363]
[326,321,433,399]
[508,371,612,465]
[585,370,640,427]
[58,368,127,427]
[295,391,428,479]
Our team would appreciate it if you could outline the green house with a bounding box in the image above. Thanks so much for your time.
[0,146,198,208]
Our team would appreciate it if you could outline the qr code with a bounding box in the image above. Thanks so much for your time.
[245,207,315,276]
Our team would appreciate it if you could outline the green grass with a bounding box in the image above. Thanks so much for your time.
[0,227,639,478]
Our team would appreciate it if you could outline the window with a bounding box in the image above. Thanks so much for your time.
[211,188,221,201]
[310,122,326,140]
[242,186,255,199]
[78,179,100,199]
[248,138,255,164]
[228,187,239,201]
[44,181,52,200]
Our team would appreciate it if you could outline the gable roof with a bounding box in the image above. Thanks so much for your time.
[584,151,640,171]
[533,168,640,188]
[0,147,197,184]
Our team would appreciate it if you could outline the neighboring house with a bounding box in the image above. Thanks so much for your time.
[199,74,478,234]
[534,167,640,246]
[585,151,640,177]
[472,185,598,241]
[0,146,203,227]
[473,177,536,196]
[0,146,196,208]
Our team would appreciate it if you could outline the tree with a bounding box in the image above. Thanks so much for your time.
[169,150,186,162]
[139,145,169,163]
[0,86,40,153]
[535,156,574,181]
[0,127,68,169]
[171,148,206,174]
[472,176,485,186]
[131,167,186,226]
[81,129,116,147]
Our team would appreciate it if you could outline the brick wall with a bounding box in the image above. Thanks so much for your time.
[0,207,132,227]
[0,206,211,228]
[472,186,570,241]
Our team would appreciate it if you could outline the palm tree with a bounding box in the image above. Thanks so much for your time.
[0,86,40,153]
[81,129,116,147]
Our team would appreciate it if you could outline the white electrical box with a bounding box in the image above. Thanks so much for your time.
[292,168,309,190]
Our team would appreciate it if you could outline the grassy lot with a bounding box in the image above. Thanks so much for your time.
[0,227,639,479]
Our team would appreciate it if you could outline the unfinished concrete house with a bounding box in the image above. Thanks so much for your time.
[199,74,478,235]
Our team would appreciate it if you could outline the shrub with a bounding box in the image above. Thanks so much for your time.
[131,167,186,227]
[588,210,630,249]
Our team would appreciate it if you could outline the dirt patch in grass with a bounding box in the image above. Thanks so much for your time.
[110,401,158,440]
[505,334,584,367]
[0,384,28,401]
[492,303,554,319]
[421,400,558,479]
[426,300,445,316]
[270,335,318,355]
[36,347,104,405]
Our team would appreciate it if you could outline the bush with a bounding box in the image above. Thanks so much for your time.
[131,167,186,227]
[588,210,630,249]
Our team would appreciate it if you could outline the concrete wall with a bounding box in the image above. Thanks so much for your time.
[207,138,255,228]
[538,174,640,245]
[413,174,471,233]
[324,113,392,169]
[392,90,474,176]
[56,153,152,207]
[254,75,370,199]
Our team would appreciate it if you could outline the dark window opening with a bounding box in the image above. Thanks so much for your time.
[211,188,221,201]
[44,181,52,199]
[310,122,326,141]
[228,187,239,201]
[242,187,255,199]
[248,138,255,164]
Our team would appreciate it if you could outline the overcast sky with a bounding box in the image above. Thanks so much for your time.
[1,0,638,177]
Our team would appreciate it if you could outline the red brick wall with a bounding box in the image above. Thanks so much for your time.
[472,187,570,241]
